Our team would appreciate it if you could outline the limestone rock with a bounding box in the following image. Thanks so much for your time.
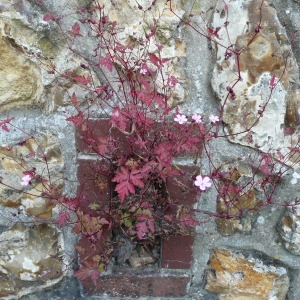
[95,0,186,106]
[0,9,95,113]
[0,223,66,299]
[128,247,156,268]
[205,249,289,299]
[280,203,300,255]
[211,0,300,160]
[0,26,42,109]
[0,132,64,218]
[215,162,260,235]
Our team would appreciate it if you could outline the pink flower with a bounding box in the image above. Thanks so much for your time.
[174,114,187,124]
[194,175,211,191]
[21,175,32,186]
[140,68,147,75]
[209,115,219,123]
[192,114,202,123]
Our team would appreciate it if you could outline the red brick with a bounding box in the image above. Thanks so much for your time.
[167,165,198,207]
[161,165,198,269]
[76,119,130,154]
[76,127,198,297]
[77,158,111,213]
[161,235,194,269]
[81,273,190,297]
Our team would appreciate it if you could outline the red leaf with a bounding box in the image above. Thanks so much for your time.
[71,92,80,106]
[130,169,145,188]
[0,117,15,133]
[114,180,135,203]
[284,128,294,135]
[110,107,127,132]
[99,53,113,72]
[149,53,169,68]
[1,124,9,132]
[90,270,101,285]
[43,12,56,22]
[179,214,200,227]
[136,214,155,239]
[112,167,146,202]
[27,151,35,157]
[259,162,273,175]
[57,211,71,226]
[167,75,177,87]
[136,220,148,239]
[64,197,80,210]
[68,23,83,37]
[136,90,153,106]
[73,267,90,281]
[95,85,106,95]
[97,137,108,155]
[23,168,36,178]
[112,166,130,182]
[180,136,200,152]
[73,75,92,86]
[66,110,84,126]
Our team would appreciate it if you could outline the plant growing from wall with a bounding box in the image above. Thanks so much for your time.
[0,0,299,285]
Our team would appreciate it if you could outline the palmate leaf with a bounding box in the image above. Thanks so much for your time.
[110,107,128,132]
[136,214,155,239]
[112,167,145,202]
[99,53,113,72]
[66,110,84,126]
[68,23,83,37]
[73,75,92,86]
[73,267,90,281]
[114,178,135,203]
[130,169,144,188]
[57,211,71,226]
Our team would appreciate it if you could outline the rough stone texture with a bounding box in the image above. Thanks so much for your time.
[211,0,300,160]
[0,223,66,299]
[0,22,42,109]
[0,0,300,299]
[95,0,187,106]
[215,162,260,235]
[0,4,99,114]
[205,249,289,300]
[280,203,300,255]
[0,132,64,218]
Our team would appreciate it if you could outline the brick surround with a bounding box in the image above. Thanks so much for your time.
[75,120,198,298]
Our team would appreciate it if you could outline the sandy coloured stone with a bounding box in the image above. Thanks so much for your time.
[215,162,260,235]
[0,223,66,299]
[0,132,64,217]
[0,22,42,109]
[205,249,289,299]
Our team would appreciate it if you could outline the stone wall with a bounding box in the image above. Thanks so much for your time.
[0,0,300,299]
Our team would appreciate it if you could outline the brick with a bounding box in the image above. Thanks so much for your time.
[77,158,111,213]
[76,127,198,297]
[161,235,194,269]
[161,165,198,269]
[81,273,189,297]
[167,165,198,207]
[76,119,130,154]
